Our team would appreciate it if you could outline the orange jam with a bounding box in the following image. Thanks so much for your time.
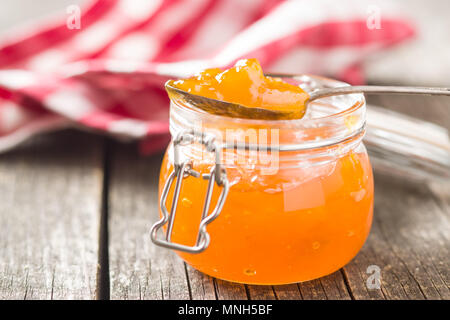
[170,58,309,119]
[160,151,373,284]
[159,61,374,285]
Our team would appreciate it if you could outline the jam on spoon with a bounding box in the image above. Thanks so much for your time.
[167,58,310,120]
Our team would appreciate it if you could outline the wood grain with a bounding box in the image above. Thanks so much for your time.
[299,271,351,300]
[185,264,216,300]
[0,131,104,299]
[214,280,248,300]
[342,173,450,300]
[10,96,437,300]
[341,95,450,300]
[108,144,190,300]
[246,285,276,300]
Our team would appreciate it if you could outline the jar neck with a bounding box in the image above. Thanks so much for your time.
[168,75,366,169]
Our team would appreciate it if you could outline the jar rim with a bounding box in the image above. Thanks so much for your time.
[169,74,366,151]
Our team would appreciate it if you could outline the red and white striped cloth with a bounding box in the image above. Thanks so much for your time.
[0,0,414,154]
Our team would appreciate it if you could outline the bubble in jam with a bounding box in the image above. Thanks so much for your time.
[181,197,193,208]
[244,269,257,276]
[169,58,309,119]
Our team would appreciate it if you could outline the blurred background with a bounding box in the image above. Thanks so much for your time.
[0,0,448,156]
[1,0,449,86]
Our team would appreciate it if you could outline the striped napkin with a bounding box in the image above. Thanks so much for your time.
[0,0,414,154]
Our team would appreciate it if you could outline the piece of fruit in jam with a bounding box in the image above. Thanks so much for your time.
[168,59,309,119]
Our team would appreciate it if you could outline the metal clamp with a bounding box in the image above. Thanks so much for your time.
[150,131,229,253]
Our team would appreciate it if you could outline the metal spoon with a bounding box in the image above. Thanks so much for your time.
[166,80,450,120]
[308,85,450,105]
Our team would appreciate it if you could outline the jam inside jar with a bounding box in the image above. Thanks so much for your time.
[156,75,374,285]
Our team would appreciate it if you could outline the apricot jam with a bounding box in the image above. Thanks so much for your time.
[155,65,374,285]
[169,59,309,119]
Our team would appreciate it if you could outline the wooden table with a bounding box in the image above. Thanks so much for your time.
[0,95,448,300]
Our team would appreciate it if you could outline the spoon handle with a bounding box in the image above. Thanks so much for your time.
[308,86,450,103]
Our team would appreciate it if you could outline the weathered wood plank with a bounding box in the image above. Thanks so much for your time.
[195,272,351,300]
[344,174,450,300]
[318,271,352,300]
[108,145,190,300]
[246,285,276,300]
[298,279,328,300]
[247,270,351,300]
[0,130,104,299]
[340,240,386,300]
[272,284,302,300]
[185,264,216,300]
[296,271,351,300]
[185,266,250,300]
[214,279,248,300]
[342,95,450,300]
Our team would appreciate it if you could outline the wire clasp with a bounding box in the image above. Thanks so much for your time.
[150,130,229,253]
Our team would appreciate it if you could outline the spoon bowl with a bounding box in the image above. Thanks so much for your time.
[165,81,303,120]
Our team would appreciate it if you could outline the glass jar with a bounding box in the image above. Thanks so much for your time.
[151,75,374,285]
